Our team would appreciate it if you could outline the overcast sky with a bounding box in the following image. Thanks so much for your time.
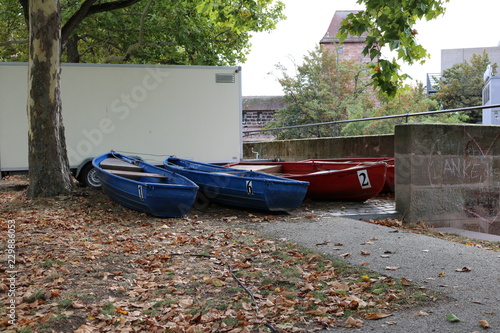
[239,0,500,96]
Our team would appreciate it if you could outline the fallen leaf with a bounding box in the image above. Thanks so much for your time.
[72,302,86,309]
[340,253,351,258]
[386,294,399,302]
[414,311,429,316]
[115,308,128,315]
[385,266,399,271]
[446,313,461,322]
[479,319,490,328]
[360,251,371,256]
[74,325,97,333]
[212,278,225,287]
[345,316,363,328]
[315,240,329,246]
[365,313,392,320]
[438,271,446,277]
[455,266,472,272]
[178,298,193,307]
[401,278,412,286]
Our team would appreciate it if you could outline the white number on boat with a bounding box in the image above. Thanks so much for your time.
[246,181,254,195]
[357,170,371,189]
[138,185,144,201]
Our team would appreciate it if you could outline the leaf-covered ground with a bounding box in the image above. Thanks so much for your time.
[1,178,443,332]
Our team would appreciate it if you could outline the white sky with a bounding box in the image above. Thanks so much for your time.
[239,0,500,96]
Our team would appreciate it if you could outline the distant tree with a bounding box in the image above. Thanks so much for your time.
[342,83,466,136]
[433,50,497,123]
[265,47,375,139]
[338,0,449,96]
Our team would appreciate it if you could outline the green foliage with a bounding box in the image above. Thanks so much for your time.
[266,47,375,139]
[342,83,466,136]
[0,0,29,61]
[338,0,449,96]
[433,50,497,123]
[1,0,285,65]
[266,46,468,139]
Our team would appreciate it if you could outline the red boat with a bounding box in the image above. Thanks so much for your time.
[303,158,394,193]
[226,161,387,201]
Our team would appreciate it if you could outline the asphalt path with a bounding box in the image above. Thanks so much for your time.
[247,215,500,332]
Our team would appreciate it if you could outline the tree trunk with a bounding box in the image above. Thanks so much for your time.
[27,0,73,198]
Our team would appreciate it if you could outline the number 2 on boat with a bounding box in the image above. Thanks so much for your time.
[357,170,371,189]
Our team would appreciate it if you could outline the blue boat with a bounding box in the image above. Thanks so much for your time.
[93,152,198,217]
[163,157,309,212]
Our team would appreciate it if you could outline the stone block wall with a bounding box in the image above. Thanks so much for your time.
[243,134,394,161]
[395,123,500,235]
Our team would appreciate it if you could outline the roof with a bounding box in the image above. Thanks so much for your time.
[242,96,289,111]
[320,10,367,44]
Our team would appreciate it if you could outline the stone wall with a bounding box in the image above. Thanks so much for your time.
[395,124,500,235]
[243,134,394,161]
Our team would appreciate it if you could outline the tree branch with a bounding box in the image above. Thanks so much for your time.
[0,39,29,47]
[103,41,177,63]
[61,0,143,49]
[18,0,29,25]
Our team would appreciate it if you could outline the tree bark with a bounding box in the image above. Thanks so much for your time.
[27,0,73,198]
[65,34,81,63]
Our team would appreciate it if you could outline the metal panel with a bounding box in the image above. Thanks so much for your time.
[0,63,242,171]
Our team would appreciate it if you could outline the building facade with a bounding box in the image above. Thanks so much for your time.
[242,96,289,142]
[319,10,372,63]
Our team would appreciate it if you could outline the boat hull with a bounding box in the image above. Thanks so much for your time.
[303,158,394,193]
[93,153,198,217]
[164,157,309,212]
[227,161,387,201]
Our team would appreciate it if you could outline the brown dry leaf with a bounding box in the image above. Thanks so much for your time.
[72,302,86,309]
[261,299,275,307]
[365,313,392,320]
[414,311,429,316]
[386,294,399,302]
[360,250,371,256]
[345,316,364,328]
[178,298,194,308]
[385,266,399,271]
[438,271,446,277]
[479,319,490,328]
[74,325,97,333]
[455,266,472,272]
[401,278,412,286]
[340,253,351,258]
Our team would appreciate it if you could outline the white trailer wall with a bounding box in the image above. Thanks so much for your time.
[0,63,242,171]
